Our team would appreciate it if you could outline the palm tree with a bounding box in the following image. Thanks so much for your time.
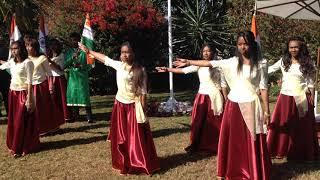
[172,0,234,59]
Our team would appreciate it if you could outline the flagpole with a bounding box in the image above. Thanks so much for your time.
[314,48,320,119]
[164,0,177,113]
[168,0,174,99]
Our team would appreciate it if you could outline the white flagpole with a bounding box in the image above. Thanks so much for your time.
[168,0,174,99]
[315,48,320,121]
[164,0,177,113]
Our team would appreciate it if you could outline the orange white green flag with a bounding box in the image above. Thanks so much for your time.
[81,13,95,65]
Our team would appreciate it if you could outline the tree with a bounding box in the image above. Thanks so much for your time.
[0,0,46,44]
[226,0,320,62]
[172,0,234,59]
[40,0,166,95]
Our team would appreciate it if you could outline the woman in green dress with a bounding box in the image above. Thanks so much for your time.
[64,32,93,123]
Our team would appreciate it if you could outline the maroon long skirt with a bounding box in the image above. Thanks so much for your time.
[48,76,68,121]
[109,100,160,175]
[7,90,40,155]
[217,100,271,180]
[267,94,319,161]
[185,94,222,153]
[33,80,61,134]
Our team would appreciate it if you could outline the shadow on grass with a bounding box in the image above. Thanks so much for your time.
[40,134,107,152]
[92,112,112,121]
[76,112,112,122]
[58,122,110,135]
[271,161,320,180]
[152,127,190,138]
[152,123,191,138]
[91,100,115,110]
[157,152,213,174]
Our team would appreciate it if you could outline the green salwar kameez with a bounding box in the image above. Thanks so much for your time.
[64,48,91,107]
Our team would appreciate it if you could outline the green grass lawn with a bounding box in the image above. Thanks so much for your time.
[0,92,320,179]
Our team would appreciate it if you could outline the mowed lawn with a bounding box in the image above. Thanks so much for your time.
[0,92,320,179]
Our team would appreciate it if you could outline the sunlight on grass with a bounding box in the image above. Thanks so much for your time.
[0,92,320,179]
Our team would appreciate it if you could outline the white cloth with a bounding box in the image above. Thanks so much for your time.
[209,56,268,138]
[0,58,34,91]
[29,55,53,85]
[210,57,268,102]
[104,56,147,123]
[268,59,313,117]
[50,53,65,76]
[182,65,224,115]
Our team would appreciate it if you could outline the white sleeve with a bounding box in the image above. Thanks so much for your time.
[56,53,65,70]
[42,58,53,76]
[209,57,234,68]
[259,60,268,90]
[268,59,282,74]
[104,56,122,70]
[181,65,199,74]
[220,69,228,88]
[0,60,12,70]
[25,60,34,85]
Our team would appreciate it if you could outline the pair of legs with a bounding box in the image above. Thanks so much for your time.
[68,106,93,123]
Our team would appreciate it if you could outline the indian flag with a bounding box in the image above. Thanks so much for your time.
[8,14,22,60]
[38,16,48,54]
[81,13,95,65]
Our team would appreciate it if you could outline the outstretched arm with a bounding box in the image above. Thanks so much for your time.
[155,67,184,74]
[78,42,106,64]
[0,60,7,65]
[173,58,212,68]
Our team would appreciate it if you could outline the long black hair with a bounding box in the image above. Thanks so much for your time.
[11,41,28,63]
[25,38,41,57]
[282,36,315,78]
[200,43,220,82]
[235,31,260,74]
[121,42,147,96]
[49,39,63,56]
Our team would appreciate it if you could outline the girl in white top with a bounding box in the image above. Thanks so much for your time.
[0,41,39,157]
[47,39,68,123]
[156,44,225,154]
[174,31,271,179]
[78,42,160,175]
[267,36,318,161]
[25,38,60,135]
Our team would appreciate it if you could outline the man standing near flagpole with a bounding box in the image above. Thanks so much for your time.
[64,14,94,123]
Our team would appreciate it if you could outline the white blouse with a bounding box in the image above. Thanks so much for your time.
[181,66,222,94]
[268,59,314,96]
[210,56,268,137]
[182,65,225,115]
[210,56,268,103]
[104,56,147,104]
[0,58,34,91]
[29,55,53,85]
[50,53,65,76]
